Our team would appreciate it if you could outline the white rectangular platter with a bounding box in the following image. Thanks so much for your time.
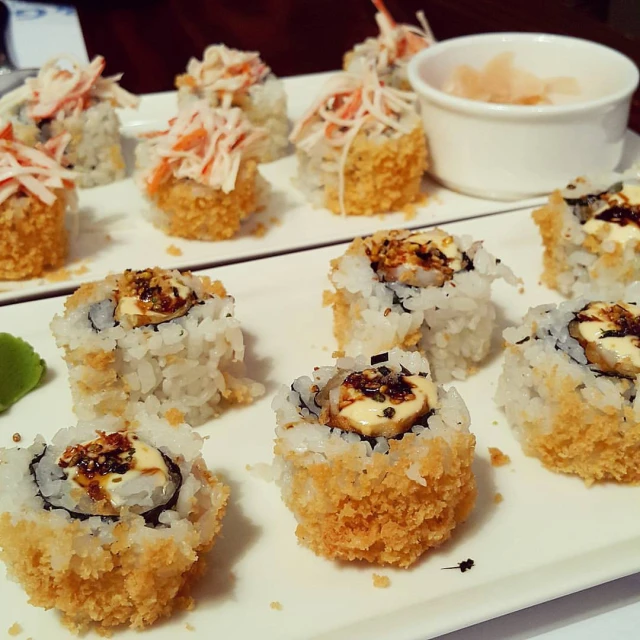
[4,70,638,305]
[1,207,639,640]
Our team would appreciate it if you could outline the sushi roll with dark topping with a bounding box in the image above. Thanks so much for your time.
[0,415,229,631]
[328,228,518,381]
[533,174,640,297]
[496,299,640,484]
[273,349,476,567]
[50,267,264,426]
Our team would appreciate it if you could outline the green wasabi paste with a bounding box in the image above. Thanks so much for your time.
[0,333,46,413]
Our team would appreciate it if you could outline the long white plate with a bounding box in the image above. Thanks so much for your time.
[1,208,639,640]
[3,71,639,305]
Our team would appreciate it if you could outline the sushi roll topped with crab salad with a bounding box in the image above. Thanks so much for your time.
[0,123,76,280]
[533,172,640,297]
[344,0,434,90]
[137,103,266,241]
[290,64,427,216]
[273,348,476,567]
[176,45,288,162]
[51,267,264,425]
[496,298,640,484]
[0,414,229,631]
[0,55,138,187]
[327,228,518,381]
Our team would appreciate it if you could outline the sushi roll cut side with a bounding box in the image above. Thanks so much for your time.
[0,55,139,188]
[496,299,640,484]
[290,65,428,216]
[327,228,518,381]
[137,104,266,241]
[0,124,76,280]
[533,175,640,297]
[175,44,288,162]
[273,349,476,568]
[343,0,434,91]
[0,416,228,631]
[50,267,264,426]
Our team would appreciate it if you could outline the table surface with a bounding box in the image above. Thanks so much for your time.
[73,0,640,131]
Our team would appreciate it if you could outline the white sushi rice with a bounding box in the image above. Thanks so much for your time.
[50,270,264,426]
[330,231,518,381]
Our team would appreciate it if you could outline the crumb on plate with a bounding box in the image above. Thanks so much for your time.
[372,573,391,588]
[494,492,504,504]
[8,622,21,636]
[251,222,267,237]
[185,623,195,631]
[166,244,183,256]
[489,447,511,467]
[270,601,283,611]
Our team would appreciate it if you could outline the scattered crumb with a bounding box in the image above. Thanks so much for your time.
[185,623,195,631]
[8,623,21,636]
[12,433,21,443]
[332,350,345,358]
[494,492,504,504]
[44,267,71,282]
[105,233,112,241]
[518,286,525,294]
[73,264,89,276]
[372,573,391,588]
[166,244,183,256]
[251,222,267,237]
[164,408,185,427]
[321,345,328,351]
[269,216,282,226]
[270,601,283,611]
[489,447,511,467]
[492,420,498,426]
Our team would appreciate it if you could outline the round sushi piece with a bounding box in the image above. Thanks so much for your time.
[272,349,476,567]
[327,228,518,381]
[289,64,427,216]
[343,0,434,91]
[0,55,138,188]
[496,299,640,484]
[175,44,288,163]
[0,414,228,631]
[533,173,640,297]
[136,103,266,241]
[50,267,264,426]
[0,123,76,280]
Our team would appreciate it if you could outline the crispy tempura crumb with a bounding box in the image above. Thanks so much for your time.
[331,350,345,358]
[185,623,195,631]
[493,492,504,504]
[166,244,183,256]
[8,623,21,636]
[270,601,283,611]
[251,222,267,238]
[518,286,525,294]
[44,267,71,282]
[489,447,511,467]
[269,216,282,226]
[372,574,391,588]
[164,408,185,427]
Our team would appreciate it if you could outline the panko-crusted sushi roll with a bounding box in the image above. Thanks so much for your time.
[496,299,640,484]
[290,65,427,216]
[533,174,640,297]
[50,267,264,425]
[273,349,476,567]
[327,228,518,381]
[175,45,288,162]
[343,0,434,90]
[0,415,229,631]
[0,123,76,280]
[137,104,266,241]
[0,55,138,188]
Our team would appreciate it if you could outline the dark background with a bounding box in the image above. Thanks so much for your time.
[71,0,640,129]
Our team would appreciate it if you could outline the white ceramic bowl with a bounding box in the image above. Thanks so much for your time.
[407,33,639,200]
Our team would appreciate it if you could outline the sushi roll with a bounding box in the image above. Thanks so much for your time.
[496,299,640,484]
[327,228,518,381]
[0,55,138,188]
[0,123,76,280]
[272,349,476,567]
[0,414,229,631]
[136,103,266,241]
[343,0,434,91]
[533,174,640,297]
[290,65,427,216]
[175,45,288,162]
[50,267,264,426]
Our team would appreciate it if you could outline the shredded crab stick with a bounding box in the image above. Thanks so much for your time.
[178,45,269,105]
[0,55,139,121]
[0,123,74,206]
[366,0,434,69]
[142,102,265,195]
[290,65,418,214]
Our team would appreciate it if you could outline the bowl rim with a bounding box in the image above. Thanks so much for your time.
[407,32,640,117]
